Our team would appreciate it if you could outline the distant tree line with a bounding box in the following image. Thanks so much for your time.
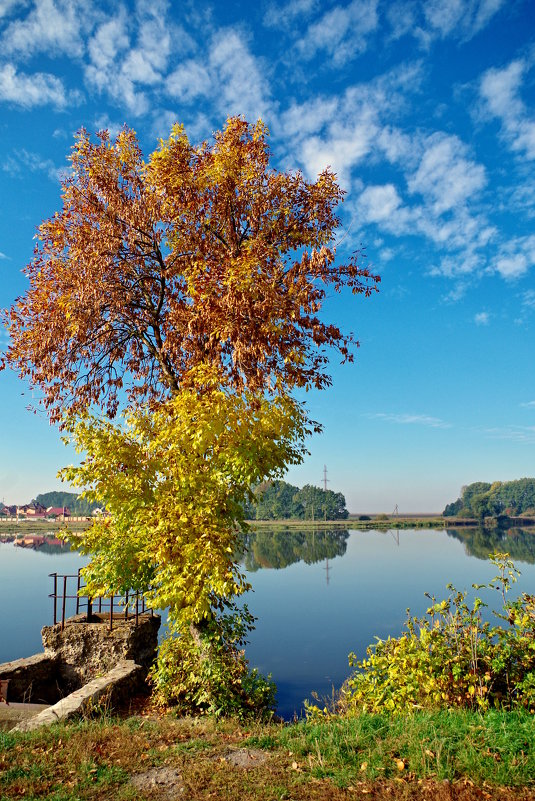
[245,480,349,520]
[443,478,535,519]
[34,491,101,516]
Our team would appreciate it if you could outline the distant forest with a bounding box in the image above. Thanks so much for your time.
[244,480,349,520]
[443,478,535,519]
[34,491,100,516]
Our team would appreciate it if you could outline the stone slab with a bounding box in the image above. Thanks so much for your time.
[12,659,143,732]
[0,653,60,704]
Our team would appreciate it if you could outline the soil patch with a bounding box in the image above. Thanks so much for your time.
[222,748,269,769]
[130,766,185,799]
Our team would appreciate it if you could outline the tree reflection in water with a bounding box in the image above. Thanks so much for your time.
[445,526,535,564]
[240,528,349,571]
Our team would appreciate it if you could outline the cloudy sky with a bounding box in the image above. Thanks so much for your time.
[0,0,534,512]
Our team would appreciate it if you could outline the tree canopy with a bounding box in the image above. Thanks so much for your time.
[245,479,349,520]
[443,478,535,519]
[34,490,100,516]
[3,117,379,423]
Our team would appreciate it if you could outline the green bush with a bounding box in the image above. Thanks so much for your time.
[321,553,535,717]
[150,606,276,720]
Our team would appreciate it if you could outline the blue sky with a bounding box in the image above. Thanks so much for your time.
[0,0,534,512]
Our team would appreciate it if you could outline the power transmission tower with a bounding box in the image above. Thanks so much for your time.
[322,465,329,491]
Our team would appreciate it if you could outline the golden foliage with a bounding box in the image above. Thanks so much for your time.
[3,117,379,423]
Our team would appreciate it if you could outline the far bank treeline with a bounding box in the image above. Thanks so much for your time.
[444,478,535,519]
[244,480,349,520]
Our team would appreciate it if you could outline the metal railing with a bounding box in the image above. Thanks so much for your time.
[49,569,153,631]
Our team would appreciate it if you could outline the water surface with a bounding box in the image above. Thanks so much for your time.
[2,526,534,718]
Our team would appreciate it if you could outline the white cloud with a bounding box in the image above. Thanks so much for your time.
[480,59,524,119]
[299,118,376,187]
[385,1,418,40]
[297,0,379,66]
[408,132,486,214]
[279,66,422,184]
[209,28,272,122]
[86,11,130,85]
[422,0,465,38]
[83,2,181,117]
[491,235,535,279]
[0,63,75,108]
[474,311,489,325]
[3,148,63,182]
[280,97,339,139]
[520,400,535,408]
[0,0,90,59]
[376,126,415,165]
[415,0,505,46]
[484,425,535,444]
[85,9,150,115]
[263,0,318,28]
[167,60,211,103]
[367,412,452,429]
[480,59,535,160]
[523,290,535,309]
[0,250,8,259]
[166,28,272,124]
[0,0,25,19]
[358,184,406,224]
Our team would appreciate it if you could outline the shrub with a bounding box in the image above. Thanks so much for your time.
[150,605,276,720]
[320,553,535,717]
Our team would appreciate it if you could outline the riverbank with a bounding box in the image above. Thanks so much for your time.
[249,515,535,530]
[1,707,534,799]
[250,516,466,530]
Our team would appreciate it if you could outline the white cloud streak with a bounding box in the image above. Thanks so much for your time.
[167,27,272,124]
[0,0,90,59]
[263,0,318,28]
[0,63,76,108]
[480,59,535,160]
[297,0,379,65]
[3,148,63,181]
[366,412,452,429]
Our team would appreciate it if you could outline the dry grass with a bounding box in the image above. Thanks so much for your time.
[1,704,535,800]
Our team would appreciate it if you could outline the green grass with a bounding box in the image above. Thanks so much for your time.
[249,709,535,787]
[1,710,534,800]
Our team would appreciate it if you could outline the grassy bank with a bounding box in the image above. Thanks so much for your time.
[1,708,534,800]
[0,520,91,537]
[249,516,459,530]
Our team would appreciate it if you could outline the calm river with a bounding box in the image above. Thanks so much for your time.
[1,526,535,719]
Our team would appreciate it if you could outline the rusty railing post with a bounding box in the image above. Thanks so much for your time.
[61,575,68,630]
[51,573,57,625]
[76,568,81,615]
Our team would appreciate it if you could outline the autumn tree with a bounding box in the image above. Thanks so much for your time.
[2,118,379,714]
[3,117,379,423]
